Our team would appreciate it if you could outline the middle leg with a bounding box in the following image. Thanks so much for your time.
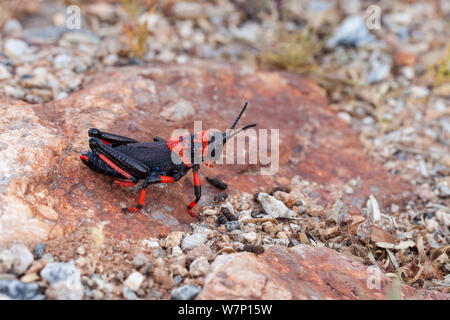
[187,165,201,218]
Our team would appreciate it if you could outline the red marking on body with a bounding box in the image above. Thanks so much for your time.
[98,153,131,179]
[167,136,192,167]
[80,154,89,161]
[160,176,174,183]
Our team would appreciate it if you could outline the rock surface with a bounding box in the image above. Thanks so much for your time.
[40,262,83,300]
[197,245,448,300]
[0,61,411,243]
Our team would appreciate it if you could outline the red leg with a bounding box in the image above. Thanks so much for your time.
[121,175,175,213]
[122,188,146,213]
[187,165,201,218]
[113,180,136,187]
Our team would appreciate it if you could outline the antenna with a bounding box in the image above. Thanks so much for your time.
[230,102,248,130]
[226,124,256,140]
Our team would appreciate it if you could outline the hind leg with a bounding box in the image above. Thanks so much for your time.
[88,128,140,145]
[89,137,149,180]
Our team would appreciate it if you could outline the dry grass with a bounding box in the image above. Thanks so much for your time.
[434,44,450,86]
[259,27,323,74]
[90,221,109,272]
[258,25,359,92]
[121,0,155,58]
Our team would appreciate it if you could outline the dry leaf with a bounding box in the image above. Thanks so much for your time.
[242,218,279,225]
[395,240,416,250]
[406,264,424,285]
[215,247,236,256]
[368,195,381,223]
[416,236,426,262]
[370,225,396,243]
[349,215,365,236]
[299,232,310,245]
[422,260,444,280]
[323,225,339,236]
[386,249,400,269]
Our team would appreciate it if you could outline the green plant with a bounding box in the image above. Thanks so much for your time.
[434,44,450,86]
[259,25,359,91]
[260,27,323,74]
[121,0,155,58]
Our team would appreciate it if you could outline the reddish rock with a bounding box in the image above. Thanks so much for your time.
[8,0,41,17]
[197,245,448,300]
[0,61,411,243]
[393,51,417,66]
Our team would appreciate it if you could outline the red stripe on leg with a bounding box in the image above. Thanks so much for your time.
[193,172,200,186]
[98,153,131,179]
[138,189,146,206]
[187,208,198,218]
[188,199,197,209]
[114,180,136,187]
[160,176,174,183]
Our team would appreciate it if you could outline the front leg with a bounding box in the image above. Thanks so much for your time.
[187,165,201,219]
[123,174,175,213]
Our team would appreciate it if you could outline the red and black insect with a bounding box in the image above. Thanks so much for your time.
[80,102,256,218]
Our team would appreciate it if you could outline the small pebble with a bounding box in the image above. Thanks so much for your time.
[76,246,86,256]
[242,231,260,245]
[170,284,201,300]
[189,256,210,277]
[206,177,228,190]
[124,272,144,292]
[0,249,13,273]
[163,231,184,248]
[214,191,228,203]
[224,221,242,232]
[133,253,148,269]
[33,244,46,259]
[221,206,237,221]
[217,214,227,225]
[9,244,33,275]
[0,280,39,300]
[243,244,265,254]
[122,286,137,300]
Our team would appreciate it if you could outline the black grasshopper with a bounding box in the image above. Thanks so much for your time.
[80,102,256,218]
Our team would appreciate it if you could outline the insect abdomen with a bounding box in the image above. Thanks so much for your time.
[80,151,124,178]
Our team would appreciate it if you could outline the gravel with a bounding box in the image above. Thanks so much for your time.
[124,272,145,292]
[0,249,13,273]
[257,193,296,219]
[9,244,33,275]
[0,280,39,300]
[170,284,201,300]
[33,244,46,259]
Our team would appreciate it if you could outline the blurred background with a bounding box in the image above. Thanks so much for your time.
[0,0,448,193]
